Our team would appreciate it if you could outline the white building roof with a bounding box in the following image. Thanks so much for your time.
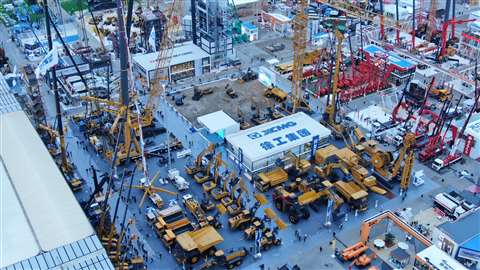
[226,112,331,162]
[416,246,468,270]
[466,115,480,139]
[229,0,258,5]
[132,41,210,72]
[0,111,102,268]
[197,110,239,134]
[266,13,291,23]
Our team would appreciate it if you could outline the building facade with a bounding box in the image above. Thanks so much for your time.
[132,41,211,87]
[190,0,234,67]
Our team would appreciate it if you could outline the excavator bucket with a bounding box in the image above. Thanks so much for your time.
[216,204,227,215]
[369,186,387,195]
[264,208,277,220]
[275,218,288,230]
[254,193,268,205]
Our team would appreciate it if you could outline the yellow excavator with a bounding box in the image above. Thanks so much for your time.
[226,178,249,216]
[202,153,225,192]
[285,151,311,176]
[194,152,219,184]
[185,143,215,175]
[211,171,234,200]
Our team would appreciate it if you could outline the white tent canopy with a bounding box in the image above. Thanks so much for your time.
[197,111,240,136]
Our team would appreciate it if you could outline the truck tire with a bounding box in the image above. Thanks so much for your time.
[275,200,282,211]
[289,214,299,224]
[190,256,198,264]
[302,210,310,220]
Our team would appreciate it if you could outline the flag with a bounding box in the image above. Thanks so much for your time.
[35,46,58,78]
[148,26,156,51]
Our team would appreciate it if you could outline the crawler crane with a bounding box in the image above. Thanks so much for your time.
[322,29,346,138]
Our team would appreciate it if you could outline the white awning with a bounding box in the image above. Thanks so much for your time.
[226,112,331,162]
[197,110,239,135]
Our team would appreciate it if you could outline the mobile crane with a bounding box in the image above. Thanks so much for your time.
[129,170,177,208]
[432,94,479,171]
[418,98,453,162]
[322,29,346,139]
[182,194,221,229]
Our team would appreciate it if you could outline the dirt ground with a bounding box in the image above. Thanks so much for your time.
[167,79,276,128]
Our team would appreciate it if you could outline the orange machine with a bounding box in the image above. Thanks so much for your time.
[340,242,369,261]
[360,210,432,246]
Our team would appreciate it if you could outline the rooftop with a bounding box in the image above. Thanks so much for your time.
[1,111,98,266]
[438,209,480,245]
[363,44,416,71]
[197,110,239,134]
[132,41,210,72]
[242,21,258,31]
[226,112,331,161]
[416,246,467,270]
[0,106,113,269]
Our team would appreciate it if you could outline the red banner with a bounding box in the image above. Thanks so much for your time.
[464,135,475,156]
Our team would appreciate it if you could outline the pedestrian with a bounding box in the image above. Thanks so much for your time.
[303,234,307,242]
[339,223,344,230]
[159,253,162,260]
[319,246,323,252]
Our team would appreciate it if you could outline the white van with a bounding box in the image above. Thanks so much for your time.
[176,148,192,159]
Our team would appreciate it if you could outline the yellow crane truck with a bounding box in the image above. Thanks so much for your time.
[173,226,224,264]
[153,205,193,246]
[228,209,254,230]
[183,194,221,229]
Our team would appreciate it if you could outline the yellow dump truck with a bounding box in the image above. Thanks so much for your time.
[334,181,368,211]
[315,144,339,164]
[173,226,224,264]
[264,87,288,102]
[255,167,289,192]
